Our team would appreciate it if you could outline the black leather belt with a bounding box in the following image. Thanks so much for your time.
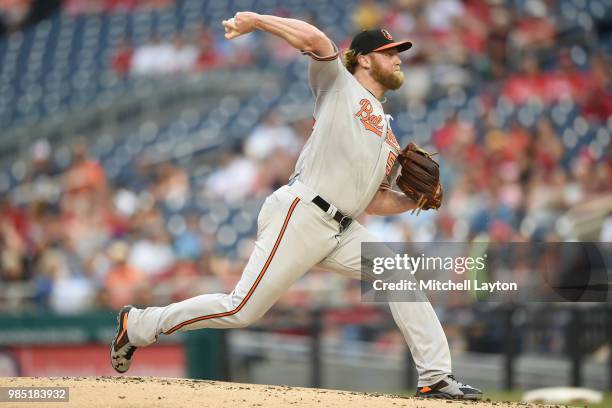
[312,196,353,231]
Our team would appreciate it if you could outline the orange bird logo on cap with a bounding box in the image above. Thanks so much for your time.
[381,29,393,40]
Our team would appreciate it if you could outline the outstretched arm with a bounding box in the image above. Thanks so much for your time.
[365,187,418,216]
[222,12,334,57]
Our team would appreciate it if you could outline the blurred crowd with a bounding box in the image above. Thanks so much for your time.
[0,112,311,314]
[110,25,254,76]
[63,0,172,15]
[0,0,611,354]
[0,0,60,35]
[0,0,172,35]
[0,0,33,33]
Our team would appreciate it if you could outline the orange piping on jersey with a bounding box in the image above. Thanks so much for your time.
[301,50,339,61]
[163,197,301,335]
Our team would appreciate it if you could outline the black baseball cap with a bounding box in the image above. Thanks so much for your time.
[350,28,413,55]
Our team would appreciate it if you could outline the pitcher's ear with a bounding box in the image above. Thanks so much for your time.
[358,54,371,70]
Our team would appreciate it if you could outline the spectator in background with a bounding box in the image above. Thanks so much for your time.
[63,0,104,15]
[24,201,58,260]
[136,0,172,11]
[352,0,383,30]
[425,0,464,34]
[245,113,310,194]
[256,147,297,195]
[61,195,112,260]
[152,162,190,210]
[111,38,134,77]
[213,26,255,67]
[0,0,32,33]
[169,33,198,73]
[35,248,96,314]
[569,149,609,200]
[173,213,204,261]
[33,249,65,308]
[379,1,416,40]
[131,33,175,75]
[51,274,96,314]
[104,0,138,13]
[113,187,140,220]
[523,167,568,235]
[127,225,175,278]
[117,153,155,193]
[162,258,201,302]
[8,139,60,206]
[582,54,612,122]
[194,24,220,71]
[444,6,486,60]
[26,139,59,181]
[244,111,300,161]
[0,217,28,282]
[130,204,163,238]
[509,1,556,56]
[104,240,145,309]
[532,118,564,173]
[544,48,589,103]
[64,147,105,210]
[61,139,111,260]
[0,194,28,244]
[483,3,512,80]
[433,112,476,153]
[63,139,106,196]
[205,145,258,201]
[503,55,545,104]
[470,192,516,238]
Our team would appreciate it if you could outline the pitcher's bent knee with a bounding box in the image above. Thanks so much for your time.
[232,307,265,328]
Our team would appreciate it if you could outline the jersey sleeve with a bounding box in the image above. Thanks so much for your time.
[302,41,344,94]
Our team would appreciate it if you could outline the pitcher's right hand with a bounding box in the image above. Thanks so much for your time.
[222,12,259,40]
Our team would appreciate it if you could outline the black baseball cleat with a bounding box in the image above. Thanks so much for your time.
[110,305,138,373]
[416,375,482,400]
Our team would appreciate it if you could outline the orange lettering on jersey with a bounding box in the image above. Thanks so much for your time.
[385,127,400,151]
[386,151,398,176]
[355,99,383,137]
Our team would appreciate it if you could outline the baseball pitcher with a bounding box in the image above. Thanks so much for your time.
[111,11,480,400]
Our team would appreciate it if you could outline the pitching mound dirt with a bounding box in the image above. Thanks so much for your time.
[0,377,536,408]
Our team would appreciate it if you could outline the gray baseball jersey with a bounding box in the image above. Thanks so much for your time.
[120,41,452,388]
[292,44,401,217]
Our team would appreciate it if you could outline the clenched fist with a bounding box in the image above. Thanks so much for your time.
[222,12,260,40]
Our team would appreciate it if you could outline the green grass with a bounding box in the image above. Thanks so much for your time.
[483,390,612,407]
